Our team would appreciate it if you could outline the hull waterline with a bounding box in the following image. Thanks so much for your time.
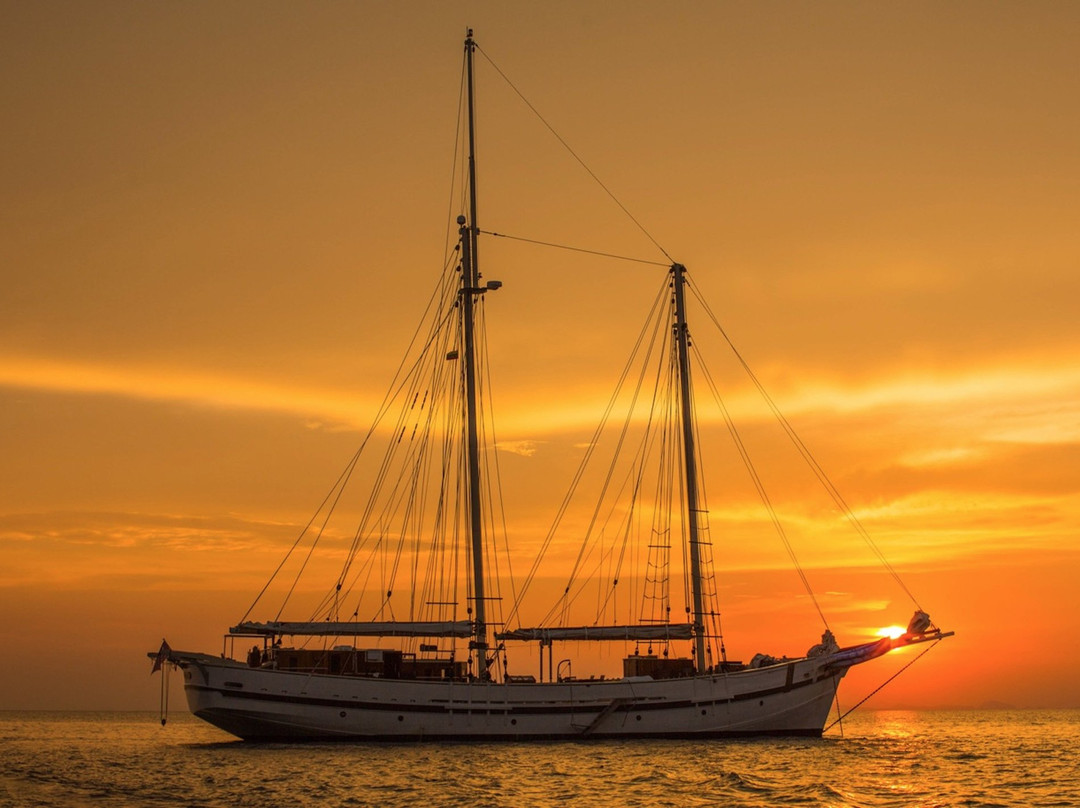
[173,651,847,742]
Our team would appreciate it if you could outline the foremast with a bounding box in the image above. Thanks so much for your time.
[461,29,489,679]
[672,263,708,674]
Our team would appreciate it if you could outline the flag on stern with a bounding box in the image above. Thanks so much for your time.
[151,639,171,674]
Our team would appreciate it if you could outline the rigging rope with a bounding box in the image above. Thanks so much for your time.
[479,230,668,267]
[555,284,669,623]
[823,640,943,732]
[339,288,462,619]
[159,661,169,726]
[443,52,468,263]
[252,252,462,627]
[692,341,830,629]
[330,290,460,612]
[643,338,674,629]
[686,375,724,659]
[686,277,923,611]
[477,302,517,624]
[237,444,360,625]
[502,277,670,628]
[474,43,673,265]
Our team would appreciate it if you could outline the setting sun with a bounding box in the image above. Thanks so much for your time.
[876,626,907,641]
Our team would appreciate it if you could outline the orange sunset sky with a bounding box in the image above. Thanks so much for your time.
[2,2,1079,712]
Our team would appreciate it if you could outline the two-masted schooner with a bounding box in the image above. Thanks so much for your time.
[149,30,951,741]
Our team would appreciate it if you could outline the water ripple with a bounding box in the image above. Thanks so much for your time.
[0,711,1077,808]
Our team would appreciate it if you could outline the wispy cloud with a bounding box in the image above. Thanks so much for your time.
[503,355,1080,443]
[0,355,379,429]
[0,511,318,588]
[4,353,1080,447]
[776,363,1080,417]
[497,440,542,457]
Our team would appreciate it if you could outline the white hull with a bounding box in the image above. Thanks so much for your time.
[174,651,847,741]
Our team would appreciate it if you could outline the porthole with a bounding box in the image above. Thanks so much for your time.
[636,715,642,721]
[398,715,404,722]
[511,718,517,726]
[339,711,346,718]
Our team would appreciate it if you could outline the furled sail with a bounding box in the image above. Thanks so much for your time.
[496,624,694,642]
[231,621,473,638]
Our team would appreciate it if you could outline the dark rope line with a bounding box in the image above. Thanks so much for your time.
[477,305,520,615]
[563,297,672,628]
[336,296,462,619]
[832,691,845,737]
[686,277,922,611]
[693,341,830,629]
[442,54,468,268]
[237,443,361,625]
[824,640,942,732]
[470,301,509,633]
[685,359,725,652]
[537,278,673,629]
[688,374,721,602]
[502,278,670,628]
[379,327,465,615]
[242,281,467,623]
[597,362,667,623]
[412,312,464,630]
[332,290,459,592]
[305,277,462,623]
[479,229,669,267]
[656,350,681,628]
[474,43,673,264]
[556,288,667,613]
[265,218,465,627]
[591,375,662,623]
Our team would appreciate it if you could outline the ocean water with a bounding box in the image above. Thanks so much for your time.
[1,710,1077,807]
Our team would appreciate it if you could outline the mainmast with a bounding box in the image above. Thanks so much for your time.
[672,263,707,674]
[461,29,489,679]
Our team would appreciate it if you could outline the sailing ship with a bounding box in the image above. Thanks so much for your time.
[150,31,951,741]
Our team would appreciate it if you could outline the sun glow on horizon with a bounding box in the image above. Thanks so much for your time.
[877,625,907,640]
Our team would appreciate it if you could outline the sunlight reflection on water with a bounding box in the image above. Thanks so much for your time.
[0,710,1077,808]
